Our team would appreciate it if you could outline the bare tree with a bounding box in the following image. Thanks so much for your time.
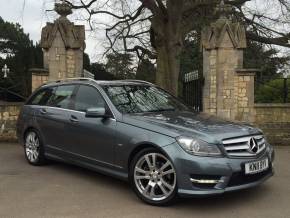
[64,0,290,96]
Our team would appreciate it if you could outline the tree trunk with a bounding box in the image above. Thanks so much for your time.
[155,38,182,97]
[153,1,184,97]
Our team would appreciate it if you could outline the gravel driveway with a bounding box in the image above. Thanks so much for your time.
[0,143,289,218]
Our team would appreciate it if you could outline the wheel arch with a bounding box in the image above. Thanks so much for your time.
[127,142,178,205]
[127,143,167,172]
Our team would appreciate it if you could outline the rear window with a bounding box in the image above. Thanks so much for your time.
[27,86,56,106]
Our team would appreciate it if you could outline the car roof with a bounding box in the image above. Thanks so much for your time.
[41,78,154,88]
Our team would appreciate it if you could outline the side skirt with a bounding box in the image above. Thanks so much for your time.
[45,152,129,182]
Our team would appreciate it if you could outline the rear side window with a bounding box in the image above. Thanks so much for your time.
[28,87,55,106]
[74,85,105,112]
[49,85,75,109]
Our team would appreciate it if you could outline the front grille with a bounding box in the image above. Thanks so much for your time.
[227,167,272,187]
[222,135,266,157]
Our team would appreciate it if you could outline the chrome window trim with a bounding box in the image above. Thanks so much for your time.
[38,105,85,115]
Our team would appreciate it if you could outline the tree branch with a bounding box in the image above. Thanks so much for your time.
[247,32,290,48]
[91,5,144,20]
[64,0,97,9]
[155,0,167,16]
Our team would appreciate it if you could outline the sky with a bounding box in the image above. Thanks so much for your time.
[0,0,104,62]
[0,0,289,65]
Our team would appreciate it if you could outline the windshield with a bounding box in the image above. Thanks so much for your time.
[102,85,189,114]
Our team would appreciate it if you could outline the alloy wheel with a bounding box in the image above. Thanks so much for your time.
[134,153,176,202]
[25,131,40,163]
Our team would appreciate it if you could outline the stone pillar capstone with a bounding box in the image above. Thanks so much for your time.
[40,2,85,81]
[201,0,257,122]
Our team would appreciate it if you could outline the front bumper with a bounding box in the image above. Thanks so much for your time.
[163,142,274,197]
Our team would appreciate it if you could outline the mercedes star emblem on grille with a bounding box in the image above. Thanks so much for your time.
[248,137,258,153]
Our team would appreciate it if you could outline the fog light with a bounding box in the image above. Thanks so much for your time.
[190,178,224,184]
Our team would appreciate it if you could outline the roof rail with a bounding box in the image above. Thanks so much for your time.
[41,78,155,87]
[43,77,96,86]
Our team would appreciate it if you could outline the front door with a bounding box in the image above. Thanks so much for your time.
[65,84,116,166]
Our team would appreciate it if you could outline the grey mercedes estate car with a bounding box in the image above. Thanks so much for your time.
[17,78,274,205]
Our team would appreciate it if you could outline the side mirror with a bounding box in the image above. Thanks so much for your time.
[85,107,107,118]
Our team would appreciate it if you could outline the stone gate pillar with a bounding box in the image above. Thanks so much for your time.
[201,1,257,122]
[40,2,85,81]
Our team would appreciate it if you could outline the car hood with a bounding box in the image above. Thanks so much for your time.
[122,111,261,144]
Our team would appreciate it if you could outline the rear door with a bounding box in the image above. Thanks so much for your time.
[36,85,77,155]
[65,84,117,166]
[30,86,56,146]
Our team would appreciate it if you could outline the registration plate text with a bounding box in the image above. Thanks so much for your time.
[245,158,269,174]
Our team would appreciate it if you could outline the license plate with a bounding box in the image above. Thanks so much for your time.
[245,158,269,174]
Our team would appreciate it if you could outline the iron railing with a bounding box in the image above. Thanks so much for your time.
[0,82,26,102]
[182,71,204,111]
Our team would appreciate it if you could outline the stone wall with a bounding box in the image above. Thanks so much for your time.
[31,68,49,91]
[233,70,256,123]
[0,102,22,142]
[254,104,290,146]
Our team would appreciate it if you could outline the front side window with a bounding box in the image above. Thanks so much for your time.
[28,86,56,106]
[49,85,75,109]
[102,85,188,114]
[74,85,106,112]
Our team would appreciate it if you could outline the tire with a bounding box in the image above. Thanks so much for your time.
[129,148,178,206]
[24,129,47,166]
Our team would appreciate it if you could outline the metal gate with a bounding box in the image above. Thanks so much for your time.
[182,71,203,112]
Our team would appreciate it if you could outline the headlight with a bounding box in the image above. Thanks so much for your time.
[176,136,222,157]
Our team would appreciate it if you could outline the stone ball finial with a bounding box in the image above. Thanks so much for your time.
[55,1,73,18]
[215,0,233,20]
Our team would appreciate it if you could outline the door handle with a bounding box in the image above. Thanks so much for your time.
[69,115,79,123]
[40,108,47,115]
